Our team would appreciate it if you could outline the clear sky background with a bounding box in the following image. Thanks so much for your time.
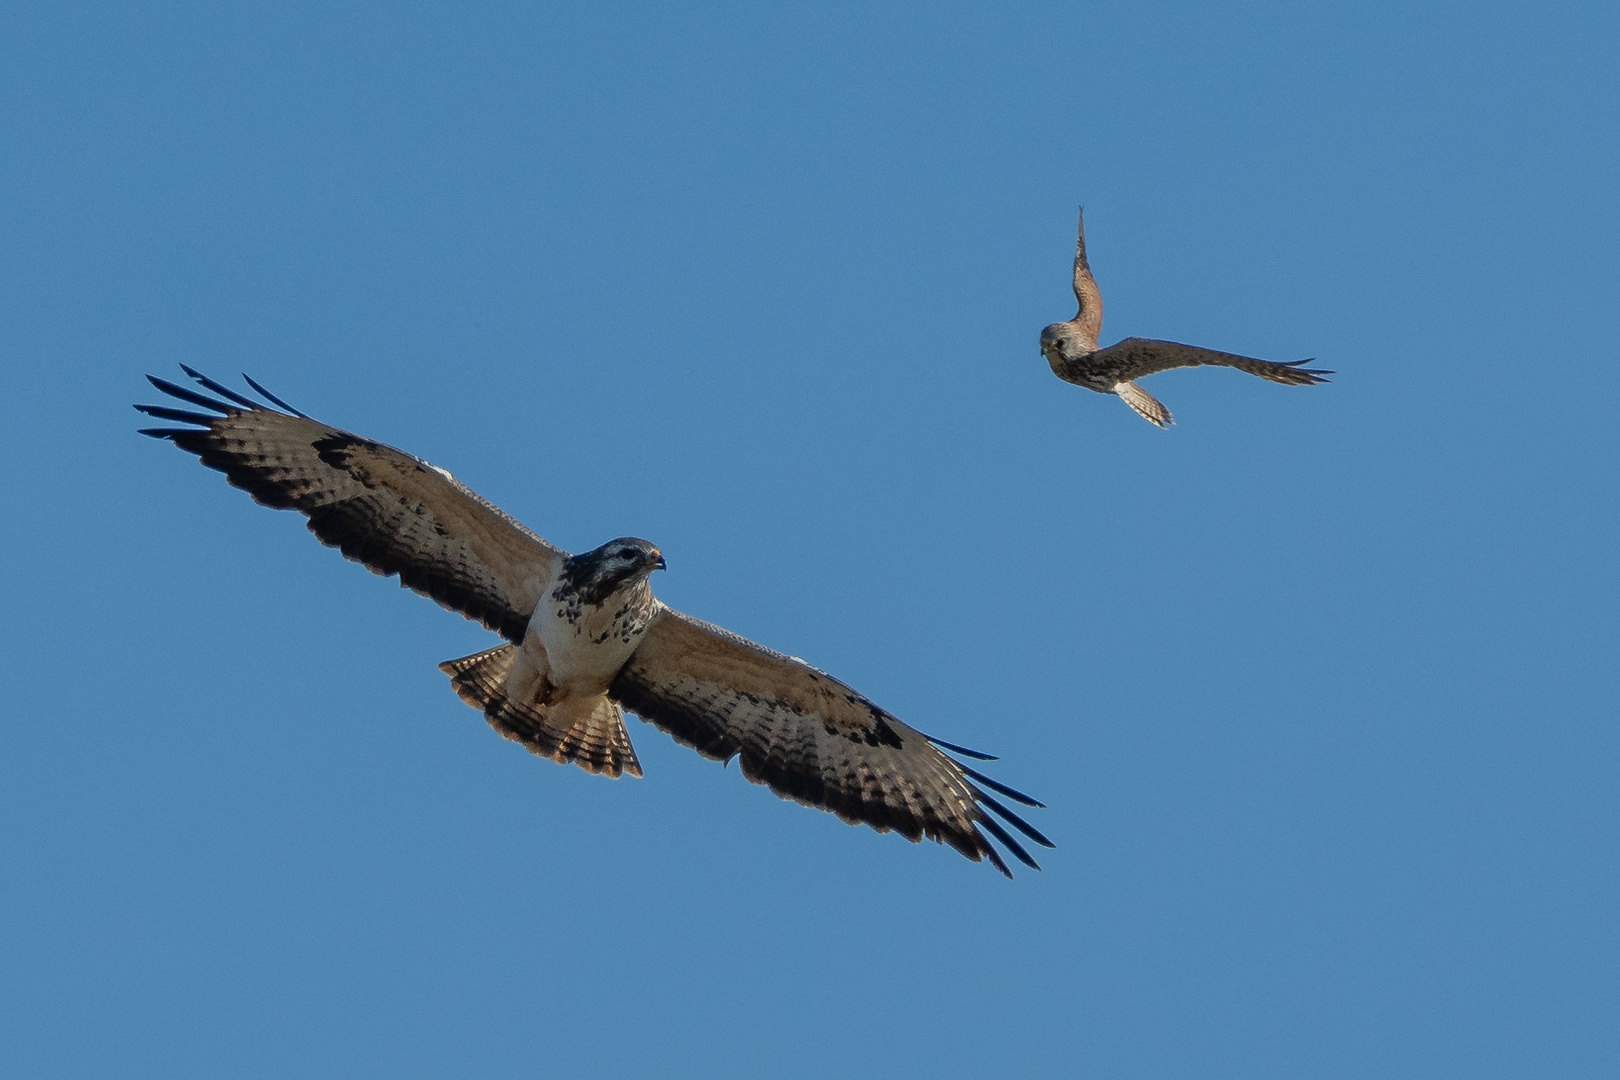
[3,2,1617,1077]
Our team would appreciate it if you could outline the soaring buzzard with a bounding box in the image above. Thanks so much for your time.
[1041,208,1332,426]
[136,368,1051,876]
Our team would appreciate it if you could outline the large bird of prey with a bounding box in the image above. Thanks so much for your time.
[135,367,1051,876]
[1041,208,1332,427]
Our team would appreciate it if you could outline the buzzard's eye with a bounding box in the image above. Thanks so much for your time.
[618,549,639,560]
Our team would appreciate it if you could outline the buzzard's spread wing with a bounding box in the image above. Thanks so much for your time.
[136,367,563,641]
[1092,337,1333,385]
[610,607,1052,876]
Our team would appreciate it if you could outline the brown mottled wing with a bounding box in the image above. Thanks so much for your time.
[1092,337,1333,385]
[1070,206,1104,346]
[136,368,564,642]
[609,607,1051,876]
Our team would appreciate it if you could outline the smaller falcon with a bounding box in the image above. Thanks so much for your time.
[1040,208,1332,427]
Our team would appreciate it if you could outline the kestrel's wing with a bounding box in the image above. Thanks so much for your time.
[1069,206,1104,347]
[610,607,1052,876]
[1092,337,1333,385]
[135,367,564,642]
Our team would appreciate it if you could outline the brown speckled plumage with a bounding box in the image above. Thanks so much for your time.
[136,368,1050,877]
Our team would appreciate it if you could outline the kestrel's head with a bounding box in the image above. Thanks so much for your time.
[1041,321,1092,361]
[1040,323,1064,357]
[561,537,667,606]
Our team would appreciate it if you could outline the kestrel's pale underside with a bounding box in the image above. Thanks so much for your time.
[1040,208,1332,427]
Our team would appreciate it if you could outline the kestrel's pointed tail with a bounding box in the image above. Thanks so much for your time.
[439,645,643,778]
[1116,381,1173,428]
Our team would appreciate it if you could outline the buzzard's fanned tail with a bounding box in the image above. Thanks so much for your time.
[439,645,642,779]
[544,696,642,779]
[440,643,516,710]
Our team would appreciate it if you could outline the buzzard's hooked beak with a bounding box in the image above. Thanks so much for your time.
[651,551,667,571]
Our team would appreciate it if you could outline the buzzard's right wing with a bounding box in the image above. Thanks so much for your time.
[136,367,564,642]
[610,607,1052,876]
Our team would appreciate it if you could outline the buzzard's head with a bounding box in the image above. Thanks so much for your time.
[558,537,666,607]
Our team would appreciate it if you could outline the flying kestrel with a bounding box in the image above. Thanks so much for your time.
[1040,208,1332,427]
[135,368,1051,876]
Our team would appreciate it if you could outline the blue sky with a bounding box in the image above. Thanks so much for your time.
[3,1,1617,1076]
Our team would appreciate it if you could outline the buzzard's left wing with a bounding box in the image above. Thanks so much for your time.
[136,367,564,642]
[610,607,1052,876]
[1092,337,1333,385]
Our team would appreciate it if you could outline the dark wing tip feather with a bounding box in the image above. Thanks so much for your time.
[980,842,1014,879]
[241,373,308,417]
[959,763,1046,808]
[133,404,223,427]
[1285,359,1335,380]
[144,375,237,415]
[970,786,1056,849]
[923,732,1054,875]
[139,367,311,425]
[975,814,1040,872]
[137,428,190,439]
[180,365,269,410]
[924,735,998,761]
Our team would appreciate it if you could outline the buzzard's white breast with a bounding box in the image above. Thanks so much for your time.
[534,587,660,693]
